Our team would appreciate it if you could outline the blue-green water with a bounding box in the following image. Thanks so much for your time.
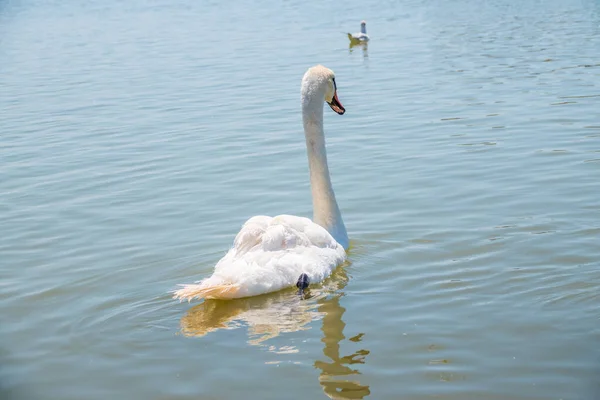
[1,0,599,398]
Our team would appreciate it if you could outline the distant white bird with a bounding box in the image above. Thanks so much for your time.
[173,65,349,302]
[347,20,370,43]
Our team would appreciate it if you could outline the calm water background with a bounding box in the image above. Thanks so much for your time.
[1,0,600,398]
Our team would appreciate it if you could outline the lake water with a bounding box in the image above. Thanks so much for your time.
[1,0,599,398]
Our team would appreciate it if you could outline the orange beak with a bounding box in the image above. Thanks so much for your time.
[328,90,345,115]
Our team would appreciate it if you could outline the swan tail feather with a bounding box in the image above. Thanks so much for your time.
[173,283,241,302]
[347,33,353,40]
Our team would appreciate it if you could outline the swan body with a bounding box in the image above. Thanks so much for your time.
[174,65,349,302]
[347,20,370,43]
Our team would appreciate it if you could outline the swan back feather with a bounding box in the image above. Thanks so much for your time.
[173,215,345,301]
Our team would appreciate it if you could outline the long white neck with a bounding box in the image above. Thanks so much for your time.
[360,24,367,34]
[302,91,349,249]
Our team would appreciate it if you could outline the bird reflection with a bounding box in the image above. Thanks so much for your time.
[180,287,320,345]
[179,266,370,399]
[349,41,368,59]
[315,294,370,399]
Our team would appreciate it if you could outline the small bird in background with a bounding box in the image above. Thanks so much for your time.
[347,20,370,44]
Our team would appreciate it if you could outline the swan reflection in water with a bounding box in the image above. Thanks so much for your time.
[180,267,370,399]
[349,41,368,59]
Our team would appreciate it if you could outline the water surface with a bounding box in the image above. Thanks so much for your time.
[1,0,599,398]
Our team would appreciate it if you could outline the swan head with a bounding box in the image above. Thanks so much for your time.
[301,65,345,115]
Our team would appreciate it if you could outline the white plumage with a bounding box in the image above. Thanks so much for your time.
[174,65,349,302]
[176,216,345,300]
[347,20,370,43]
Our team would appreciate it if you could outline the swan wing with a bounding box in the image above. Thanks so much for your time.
[349,32,369,42]
[174,215,345,301]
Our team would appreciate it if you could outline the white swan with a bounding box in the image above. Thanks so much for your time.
[347,20,370,43]
[173,65,349,301]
